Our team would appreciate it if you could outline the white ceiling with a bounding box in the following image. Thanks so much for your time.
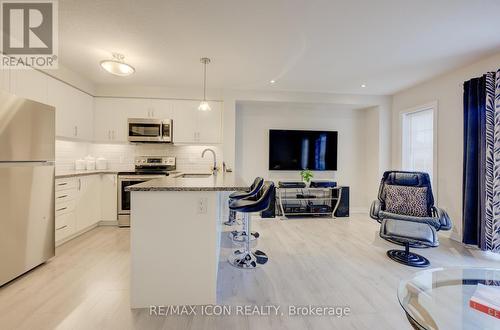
[59,0,500,95]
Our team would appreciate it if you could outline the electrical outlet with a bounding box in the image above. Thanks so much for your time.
[198,198,208,214]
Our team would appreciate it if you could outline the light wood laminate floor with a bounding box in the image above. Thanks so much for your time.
[1,214,499,330]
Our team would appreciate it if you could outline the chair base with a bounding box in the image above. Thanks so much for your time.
[230,230,259,242]
[386,249,430,268]
[384,237,430,249]
[228,249,268,269]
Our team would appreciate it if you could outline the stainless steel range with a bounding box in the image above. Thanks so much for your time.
[118,156,176,227]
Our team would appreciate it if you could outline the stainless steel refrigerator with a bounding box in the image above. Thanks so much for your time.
[0,90,55,287]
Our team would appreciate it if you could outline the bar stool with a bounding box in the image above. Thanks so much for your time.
[224,177,264,226]
[228,182,275,269]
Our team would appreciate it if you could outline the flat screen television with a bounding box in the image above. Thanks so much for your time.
[269,129,338,171]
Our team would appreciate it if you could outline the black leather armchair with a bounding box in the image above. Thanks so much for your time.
[370,171,451,267]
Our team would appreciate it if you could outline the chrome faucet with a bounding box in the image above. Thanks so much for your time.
[202,148,217,174]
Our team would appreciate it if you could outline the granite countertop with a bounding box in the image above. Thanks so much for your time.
[55,170,120,179]
[126,172,249,191]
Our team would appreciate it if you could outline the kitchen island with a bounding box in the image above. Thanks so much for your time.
[126,172,248,308]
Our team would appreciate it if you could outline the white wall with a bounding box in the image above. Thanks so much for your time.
[223,89,392,174]
[235,101,380,211]
[392,51,500,241]
[42,64,97,95]
[362,106,381,202]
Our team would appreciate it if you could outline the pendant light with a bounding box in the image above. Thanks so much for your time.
[100,53,135,76]
[198,57,211,111]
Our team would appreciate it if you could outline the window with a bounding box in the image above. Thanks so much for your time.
[401,104,436,187]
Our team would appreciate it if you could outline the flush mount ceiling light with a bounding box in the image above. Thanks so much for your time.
[270,80,276,84]
[100,53,135,76]
[198,57,211,111]
[361,84,367,88]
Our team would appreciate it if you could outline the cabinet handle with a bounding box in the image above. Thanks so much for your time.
[74,126,78,137]
[57,195,68,199]
[56,207,67,212]
[78,178,81,190]
[57,182,68,186]
[56,225,68,231]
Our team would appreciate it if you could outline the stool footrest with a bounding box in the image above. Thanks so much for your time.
[229,230,259,242]
[228,249,268,269]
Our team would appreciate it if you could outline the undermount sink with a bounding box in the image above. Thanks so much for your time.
[178,173,213,178]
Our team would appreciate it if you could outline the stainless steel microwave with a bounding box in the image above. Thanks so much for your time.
[127,118,172,143]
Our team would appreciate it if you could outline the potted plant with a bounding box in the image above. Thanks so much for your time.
[300,169,313,186]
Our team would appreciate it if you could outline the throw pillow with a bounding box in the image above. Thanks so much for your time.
[384,185,428,217]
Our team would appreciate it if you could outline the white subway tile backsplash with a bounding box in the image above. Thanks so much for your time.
[56,139,222,173]
[55,140,91,171]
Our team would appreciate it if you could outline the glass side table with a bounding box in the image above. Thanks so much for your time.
[398,267,500,330]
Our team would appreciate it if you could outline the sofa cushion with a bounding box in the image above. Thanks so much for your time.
[384,184,428,217]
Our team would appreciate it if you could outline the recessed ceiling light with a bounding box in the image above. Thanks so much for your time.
[361,84,366,88]
[100,53,135,76]
[270,80,276,84]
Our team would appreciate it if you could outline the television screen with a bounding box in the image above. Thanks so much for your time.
[269,129,338,171]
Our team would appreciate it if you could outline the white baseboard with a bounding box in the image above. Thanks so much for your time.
[55,223,99,247]
[98,220,119,226]
[350,207,368,214]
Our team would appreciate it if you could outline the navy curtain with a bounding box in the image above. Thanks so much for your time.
[462,76,487,247]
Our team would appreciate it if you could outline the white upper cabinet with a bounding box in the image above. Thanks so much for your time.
[10,67,93,141]
[47,78,94,141]
[94,97,153,142]
[150,99,173,119]
[10,68,48,104]
[171,100,222,144]
[47,78,72,138]
[171,100,199,143]
[94,97,128,142]
[73,89,94,141]
[0,56,10,92]
[197,102,222,144]
[123,98,152,118]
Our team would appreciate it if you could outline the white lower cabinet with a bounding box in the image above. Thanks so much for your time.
[55,212,77,243]
[56,174,112,246]
[55,177,78,245]
[101,174,118,222]
[75,175,101,232]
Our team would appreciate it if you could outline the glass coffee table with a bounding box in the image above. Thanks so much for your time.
[398,267,500,329]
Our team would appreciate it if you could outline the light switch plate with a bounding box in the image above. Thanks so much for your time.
[198,198,208,214]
